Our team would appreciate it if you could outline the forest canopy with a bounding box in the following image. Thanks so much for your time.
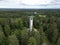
[0,9,60,45]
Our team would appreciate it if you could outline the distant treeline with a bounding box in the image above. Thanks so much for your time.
[0,9,60,17]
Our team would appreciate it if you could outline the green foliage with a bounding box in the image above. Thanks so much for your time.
[22,16,29,28]
[0,13,59,45]
[4,25,11,36]
[0,25,7,45]
[49,16,56,23]
[13,29,21,45]
[21,28,29,45]
[30,28,40,45]
[28,37,37,45]
[39,26,48,45]
[56,37,60,45]
[45,23,58,45]
[14,18,23,29]
[8,34,19,45]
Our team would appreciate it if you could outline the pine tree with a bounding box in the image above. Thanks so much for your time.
[21,28,29,45]
[4,25,11,36]
[18,19,24,29]
[56,36,60,45]
[45,23,58,45]
[28,37,37,45]
[14,18,23,29]
[30,28,40,45]
[49,16,56,23]
[39,26,48,45]
[8,34,19,45]
[13,29,21,45]
[0,25,6,45]
[22,16,29,28]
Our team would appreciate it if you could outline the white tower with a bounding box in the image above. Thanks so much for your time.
[29,16,33,32]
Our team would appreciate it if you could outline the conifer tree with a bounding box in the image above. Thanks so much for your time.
[14,18,23,29]
[28,37,37,45]
[30,28,40,45]
[45,23,58,45]
[0,25,6,45]
[56,36,60,45]
[4,25,11,36]
[39,26,48,45]
[22,16,29,28]
[8,34,19,45]
[21,28,29,45]
[13,29,21,45]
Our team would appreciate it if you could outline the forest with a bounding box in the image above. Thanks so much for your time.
[0,9,60,45]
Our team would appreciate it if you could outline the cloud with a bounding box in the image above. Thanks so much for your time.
[21,0,51,5]
[0,0,60,9]
[0,0,21,5]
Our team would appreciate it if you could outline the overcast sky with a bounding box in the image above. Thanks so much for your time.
[0,0,60,9]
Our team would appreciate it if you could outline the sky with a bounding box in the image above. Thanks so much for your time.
[0,0,60,9]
